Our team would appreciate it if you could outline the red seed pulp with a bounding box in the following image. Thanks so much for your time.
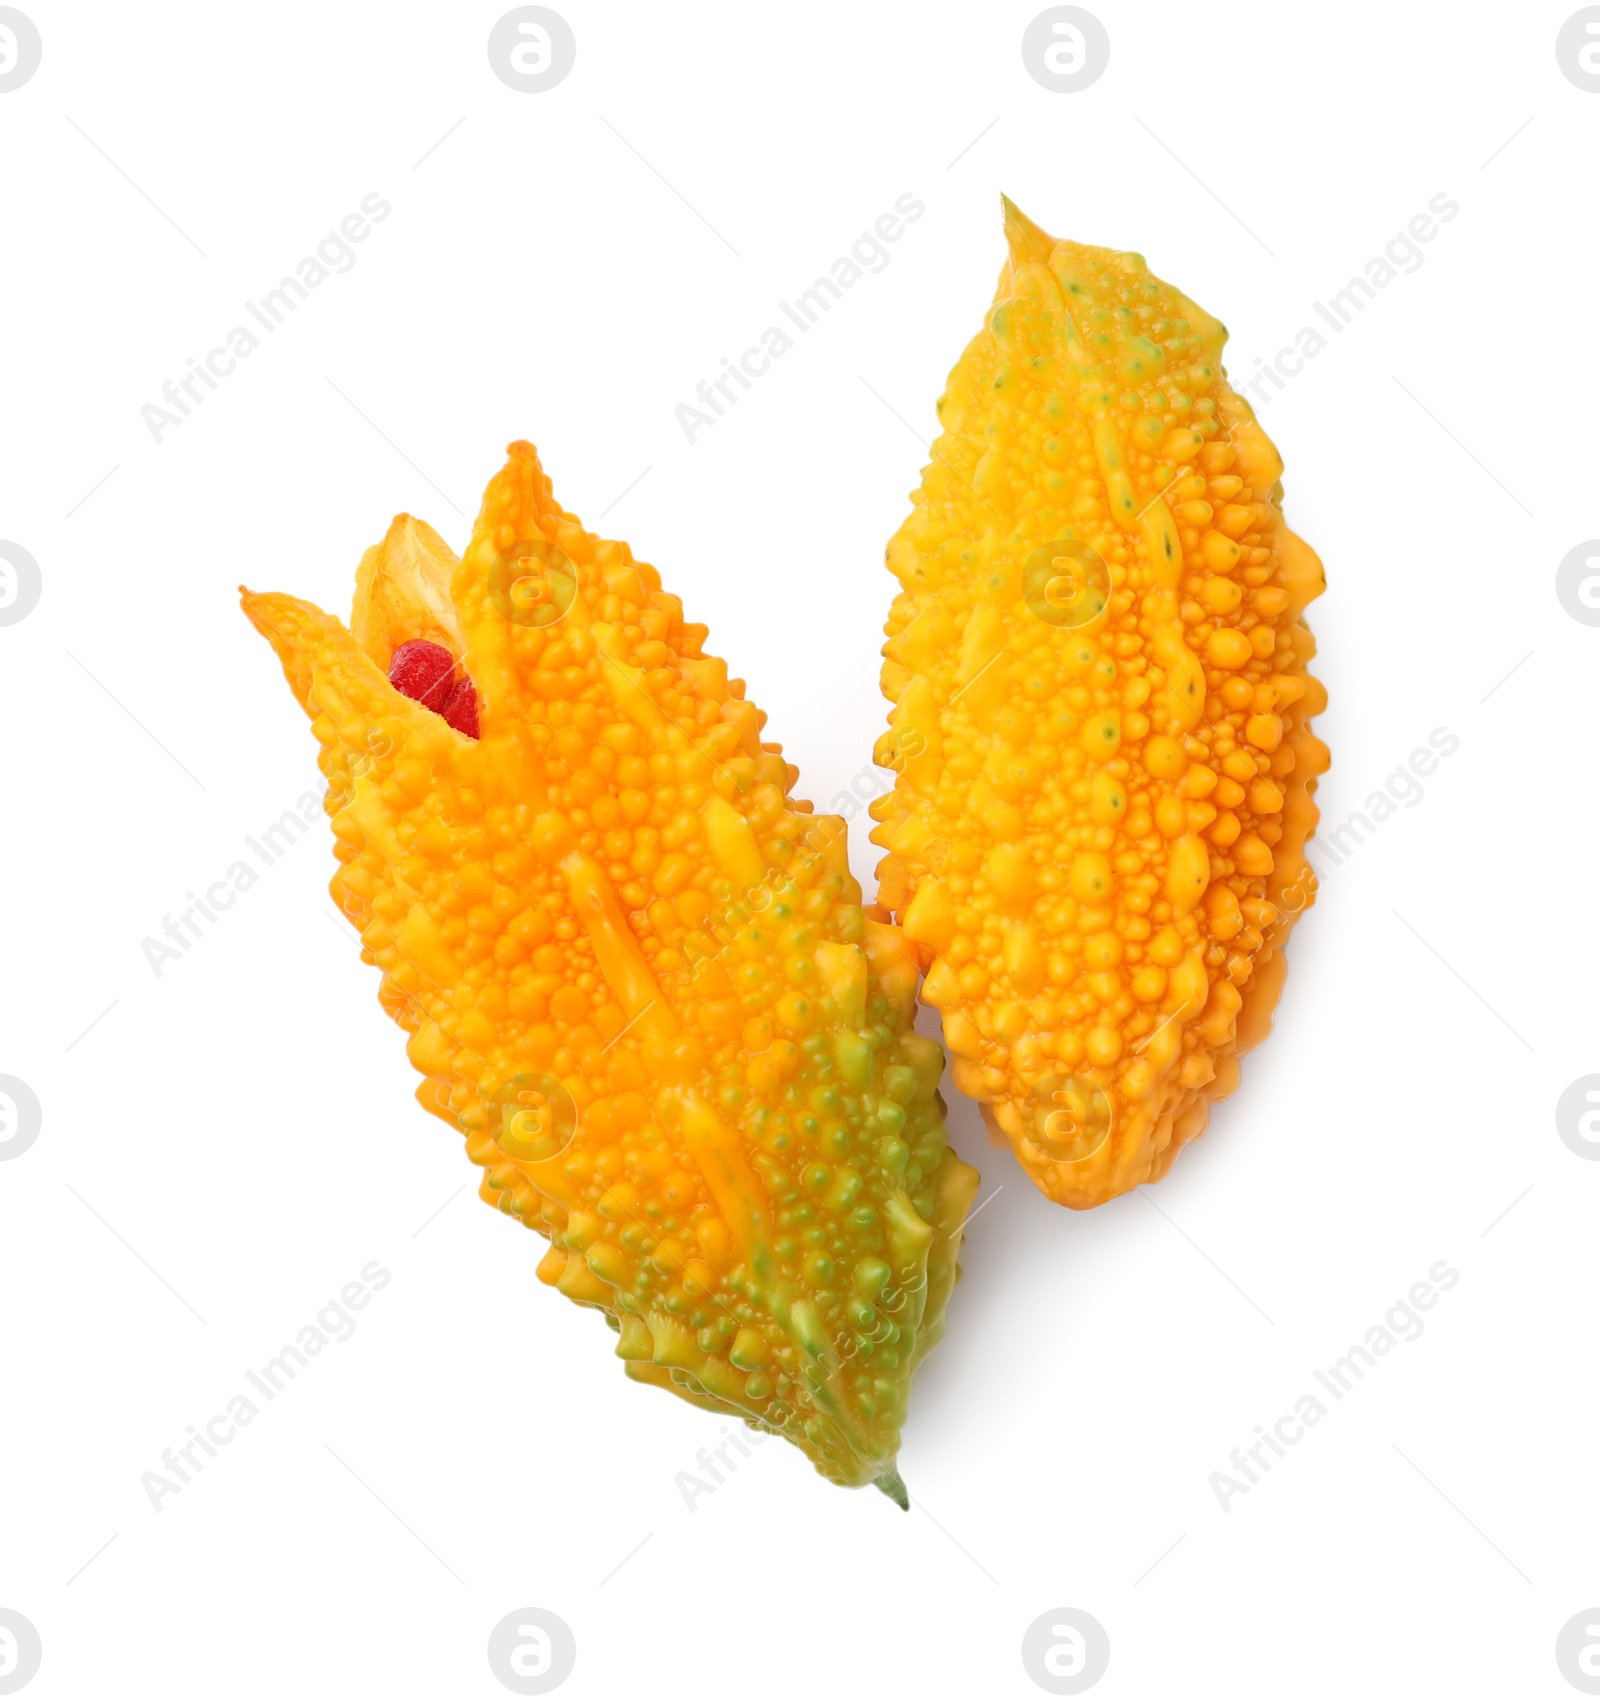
[387,640,455,711]
[442,675,479,738]
[387,639,480,740]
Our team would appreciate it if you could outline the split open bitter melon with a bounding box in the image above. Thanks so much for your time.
[243,443,979,1498]
[871,201,1327,1210]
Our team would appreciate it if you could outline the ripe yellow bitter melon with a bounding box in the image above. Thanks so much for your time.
[243,442,978,1498]
[871,201,1327,1210]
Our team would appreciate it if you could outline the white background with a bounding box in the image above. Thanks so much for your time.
[2,2,1595,1697]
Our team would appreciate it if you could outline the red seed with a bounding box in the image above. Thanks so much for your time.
[442,675,479,739]
[387,640,456,711]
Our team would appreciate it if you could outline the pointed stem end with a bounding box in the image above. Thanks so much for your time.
[874,1467,910,1510]
[999,194,1057,268]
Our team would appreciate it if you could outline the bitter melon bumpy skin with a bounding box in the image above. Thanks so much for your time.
[871,202,1327,1210]
[242,443,978,1497]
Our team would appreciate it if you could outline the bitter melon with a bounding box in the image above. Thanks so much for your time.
[243,443,979,1496]
[871,201,1327,1209]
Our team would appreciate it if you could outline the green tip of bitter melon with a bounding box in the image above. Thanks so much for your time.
[874,1467,910,1510]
